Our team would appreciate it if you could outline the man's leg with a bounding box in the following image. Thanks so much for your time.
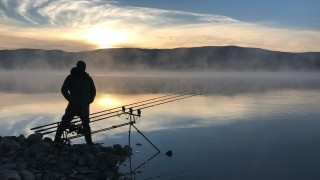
[81,115,93,145]
[54,112,74,142]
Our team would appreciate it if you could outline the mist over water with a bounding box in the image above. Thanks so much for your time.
[1,70,320,94]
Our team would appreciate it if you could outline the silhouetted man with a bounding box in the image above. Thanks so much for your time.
[54,61,96,144]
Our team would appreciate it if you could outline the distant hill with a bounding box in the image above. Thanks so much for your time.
[0,46,319,71]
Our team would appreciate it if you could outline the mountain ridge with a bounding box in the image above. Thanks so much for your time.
[0,46,319,71]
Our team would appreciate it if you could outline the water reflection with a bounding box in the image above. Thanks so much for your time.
[2,71,320,179]
[1,89,320,140]
[119,111,161,180]
[97,95,122,107]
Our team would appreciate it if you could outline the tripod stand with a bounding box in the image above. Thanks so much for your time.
[123,107,160,179]
[124,107,160,153]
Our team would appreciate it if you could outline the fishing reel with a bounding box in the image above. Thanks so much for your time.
[121,106,141,124]
[121,106,141,117]
[67,123,84,135]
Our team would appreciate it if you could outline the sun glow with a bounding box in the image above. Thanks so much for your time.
[97,96,121,107]
[83,26,130,48]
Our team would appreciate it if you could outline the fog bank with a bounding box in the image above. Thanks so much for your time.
[1,70,320,95]
[1,46,320,71]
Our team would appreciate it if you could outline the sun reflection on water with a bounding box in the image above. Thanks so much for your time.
[97,96,121,107]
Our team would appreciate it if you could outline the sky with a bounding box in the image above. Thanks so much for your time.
[0,0,319,52]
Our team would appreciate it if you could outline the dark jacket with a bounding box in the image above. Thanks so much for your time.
[61,67,96,112]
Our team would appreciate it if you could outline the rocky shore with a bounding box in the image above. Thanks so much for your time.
[0,134,132,180]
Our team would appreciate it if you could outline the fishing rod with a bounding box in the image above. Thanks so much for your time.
[32,93,191,134]
[30,91,204,141]
[32,92,194,134]
[89,92,195,121]
[80,92,191,122]
[30,93,177,131]
[139,92,202,110]
[87,93,176,116]
[64,92,202,140]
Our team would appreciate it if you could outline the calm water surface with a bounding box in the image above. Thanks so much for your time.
[1,71,320,179]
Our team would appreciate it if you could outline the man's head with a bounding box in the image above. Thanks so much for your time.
[77,60,86,71]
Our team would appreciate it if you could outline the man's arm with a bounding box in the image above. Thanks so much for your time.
[89,77,96,103]
[61,76,71,101]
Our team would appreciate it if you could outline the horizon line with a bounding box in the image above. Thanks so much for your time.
[1,45,319,54]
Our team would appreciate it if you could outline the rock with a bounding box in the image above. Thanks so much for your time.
[113,144,122,151]
[77,157,86,166]
[16,162,28,170]
[83,154,95,167]
[26,134,43,145]
[43,137,52,144]
[165,150,173,157]
[0,170,21,180]
[51,173,61,180]
[41,174,50,180]
[39,141,50,149]
[1,157,12,164]
[59,162,74,171]
[75,175,85,179]
[34,174,42,180]
[0,137,21,152]
[123,145,132,155]
[77,168,95,174]
[19,170,35,180]
[48,159,57,165]
[101,146,113,152]
[17,135,27,144]
[76,144,101,154]
[28,144,41,158]
[0,135,132,179]
[0,163,17,170]
[104,170,114,179]
[75,166,90,172]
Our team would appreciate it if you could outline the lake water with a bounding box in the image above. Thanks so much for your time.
[1,71,320,179]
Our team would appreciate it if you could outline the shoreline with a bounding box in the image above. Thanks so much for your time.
[0,133,132,180]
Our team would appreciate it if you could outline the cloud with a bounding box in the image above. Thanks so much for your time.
[0,0,319,52]
[0,34,96,51]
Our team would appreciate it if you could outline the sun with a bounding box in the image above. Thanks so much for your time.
[83,26,129,48]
